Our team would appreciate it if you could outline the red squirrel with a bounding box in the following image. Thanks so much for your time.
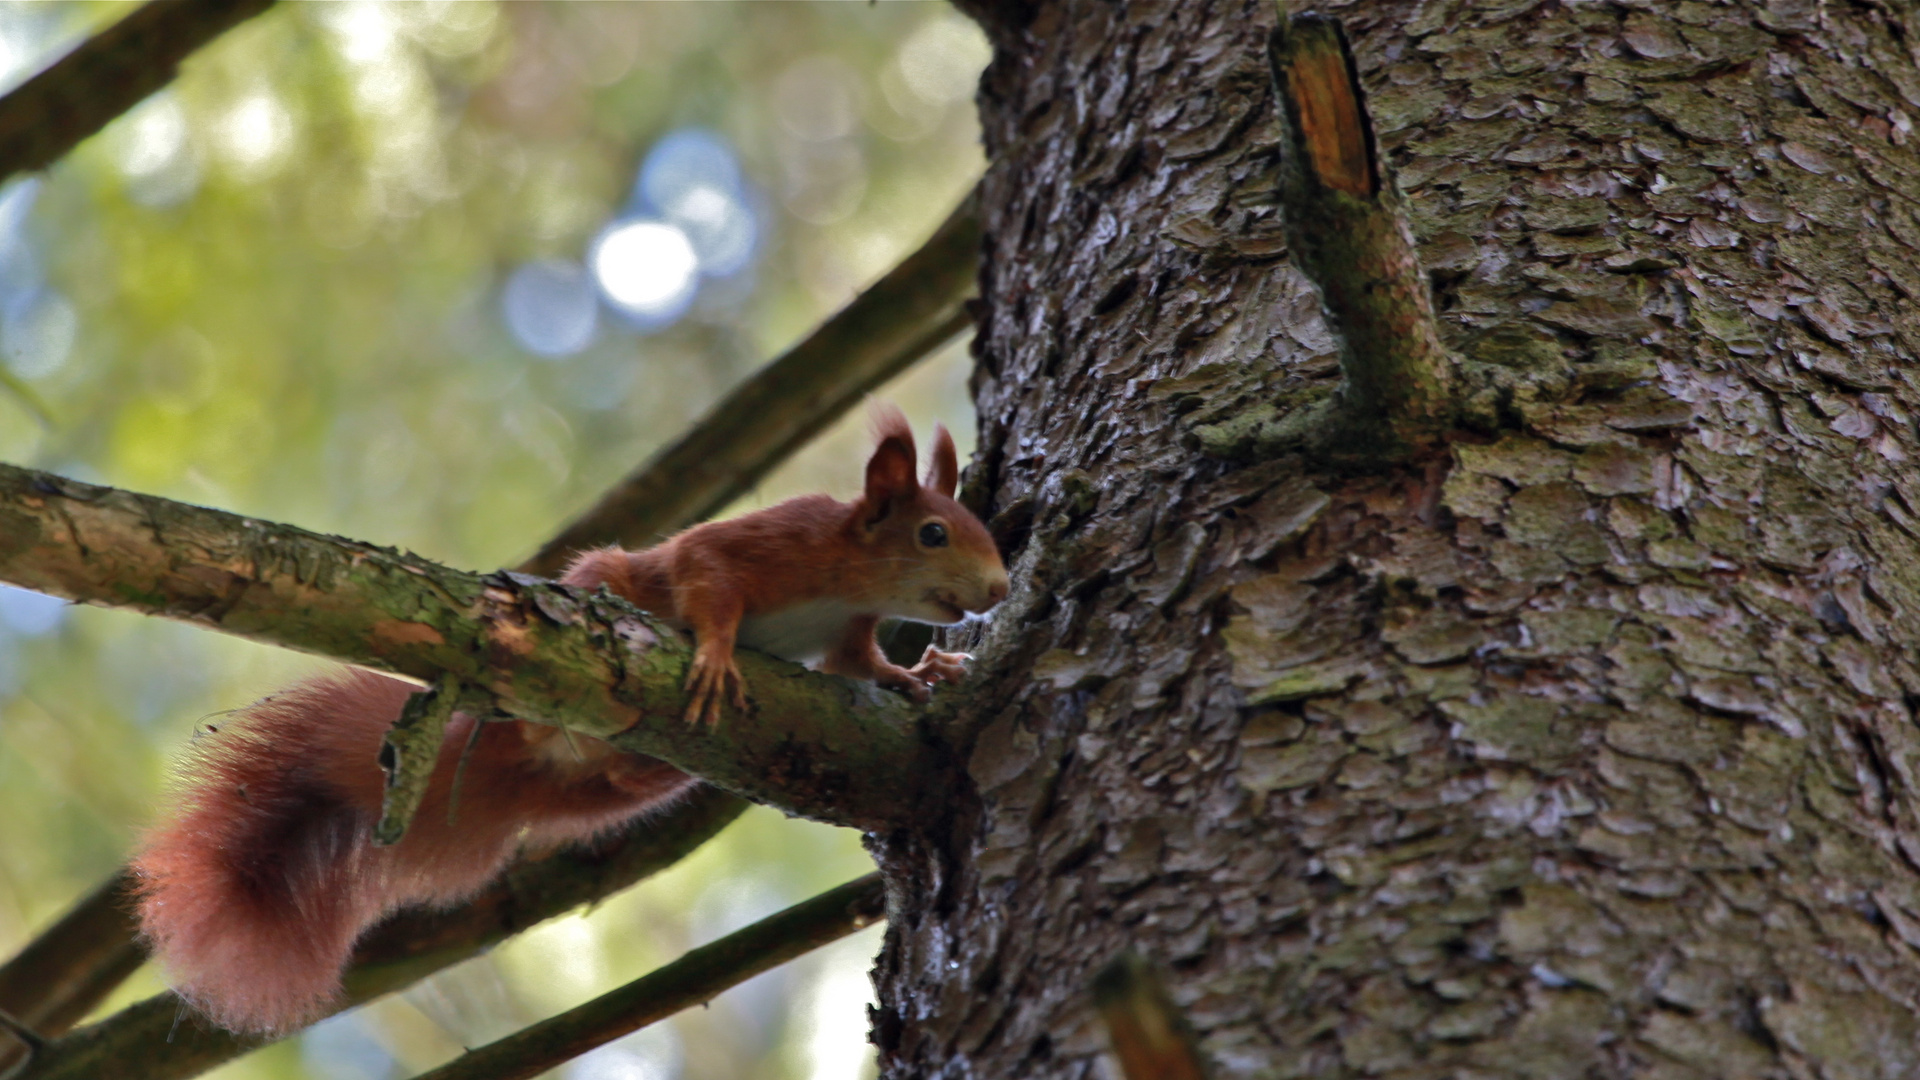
[132,409,1008,1035]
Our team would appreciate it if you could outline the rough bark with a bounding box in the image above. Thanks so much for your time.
[871,2,1920,1079]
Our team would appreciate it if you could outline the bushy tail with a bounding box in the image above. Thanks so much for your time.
[133,670,694,1035]
[132,673,405,1034]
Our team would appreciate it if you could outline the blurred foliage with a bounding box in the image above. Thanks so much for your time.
[0,3,989,1078]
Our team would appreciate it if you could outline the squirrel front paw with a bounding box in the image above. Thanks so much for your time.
[909,646,972,686]
[873,664,934,704]
[683,653,746,727]
[873,648,973,704]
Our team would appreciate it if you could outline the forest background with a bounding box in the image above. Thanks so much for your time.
[0,3,991,1079]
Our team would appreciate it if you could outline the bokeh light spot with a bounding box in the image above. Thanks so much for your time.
[774,57,859,143]
[0,178,42,298]
[3,289,76,378]
[217,92,295,178]
[567,1026,682,1080]
[670,182,756,278]
[637,129,758,279]
[592,220,697,325]
[638,129,742,211]
[0,584,64,637]
[502,259,599,358]
[899,15,991,105]
[114,93,201,206]
[300,1013,394,1080]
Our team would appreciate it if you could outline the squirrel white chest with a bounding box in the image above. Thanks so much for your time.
[737,599,861,664]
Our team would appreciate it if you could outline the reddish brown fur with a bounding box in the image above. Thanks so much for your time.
[133,669,693,1034]
[133,409,1006,1033]
[571,406,1008,722]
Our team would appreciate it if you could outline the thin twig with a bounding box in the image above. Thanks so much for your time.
[375,678,460,845]
[0,0,277,186]
[1092,954,1210,1080]
[0,1007,42,1080]
[1265,11,1453,463]
[0,872,142,1073]
[522,191,979,575]
[0,1007,44,1053]
[407,874,886,1080]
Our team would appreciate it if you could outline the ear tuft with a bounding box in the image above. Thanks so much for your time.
[867,400,913,448]
[863,432,918,523]
[926,424,959,498]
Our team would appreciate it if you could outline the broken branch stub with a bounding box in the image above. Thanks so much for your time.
[1266,11,1455,465]
[374,678,461,846]
[1092,953,1211,1080]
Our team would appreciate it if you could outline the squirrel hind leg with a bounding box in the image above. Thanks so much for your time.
[134,786,380,1035]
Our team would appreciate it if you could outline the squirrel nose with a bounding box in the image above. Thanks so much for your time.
[985,579,1009,607]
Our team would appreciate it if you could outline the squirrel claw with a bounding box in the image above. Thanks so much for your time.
[874,665,934,703]
[909,646,972,686]
[683,655,745,727]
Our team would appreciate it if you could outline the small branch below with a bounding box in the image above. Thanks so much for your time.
[1092,954,1210,1080]
[405,875,886,1080]
[0,1005,45,1057]
[1265,11,1454,464]
[0,872,141,1076]
[12,788,747,1080]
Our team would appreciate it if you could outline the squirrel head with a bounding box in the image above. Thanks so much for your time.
[849,407,1009,625]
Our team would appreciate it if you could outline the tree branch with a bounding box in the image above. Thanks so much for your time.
[405,874,885,1080]
[11,787,745,1080]
[522,191,980,576]
[1092,954,1211,1080]
[1264,11,1455,464]
[0,0,277,186]
[0,462,950,831]
[0,873,141,1048]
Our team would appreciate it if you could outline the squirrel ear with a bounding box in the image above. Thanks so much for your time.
[926,424,959,498]
[863,433,918,522]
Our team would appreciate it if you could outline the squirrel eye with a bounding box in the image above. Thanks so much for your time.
[918,522,949,548]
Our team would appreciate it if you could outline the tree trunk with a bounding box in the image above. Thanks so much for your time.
[871,2,1920,1078]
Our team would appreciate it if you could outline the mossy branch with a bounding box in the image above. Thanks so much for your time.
[522,191,980,576]
[406,875,885,1080]
[0,0,277,186]
[11,788,746,1080]
[0,462,950,831]
[1265,11,1455,464]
